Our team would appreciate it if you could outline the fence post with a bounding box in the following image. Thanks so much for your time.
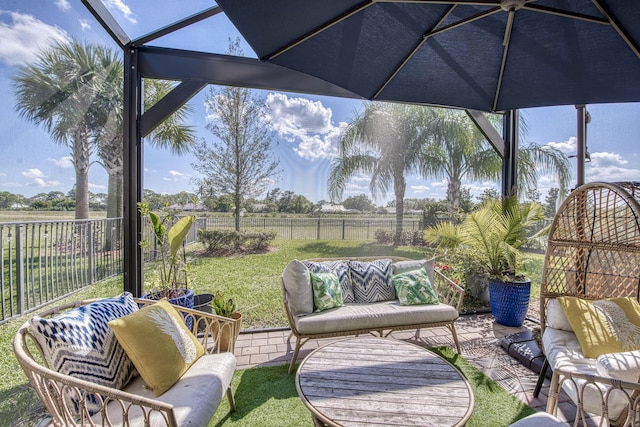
[16,225,24,315]
[342,219,346,240]
[87,222,94,285]
[317,219,321,240]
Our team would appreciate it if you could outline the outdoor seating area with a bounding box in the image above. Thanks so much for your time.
[5,0,640,426]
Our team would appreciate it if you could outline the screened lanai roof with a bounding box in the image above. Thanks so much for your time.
[77,0,640,295]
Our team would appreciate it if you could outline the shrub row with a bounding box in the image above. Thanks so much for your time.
[198,229,277,253]
[373,229,426,246]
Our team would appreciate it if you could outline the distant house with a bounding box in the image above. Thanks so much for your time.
[10,203,28,209]
[318,204,348,213]
[168,203,206,211]
[249,203,268,213]
[383,207,422,216]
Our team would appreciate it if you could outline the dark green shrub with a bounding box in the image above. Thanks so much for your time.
[374,229,393,244]
[198,229,276,253]
[245,231,277,251]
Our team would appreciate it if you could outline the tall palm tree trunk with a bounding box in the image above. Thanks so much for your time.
[447,177,462,215]
[393,174,406,246]
[73,133,91,219]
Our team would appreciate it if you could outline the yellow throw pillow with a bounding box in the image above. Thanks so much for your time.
[558,296,640,358]
[108,299,205,396]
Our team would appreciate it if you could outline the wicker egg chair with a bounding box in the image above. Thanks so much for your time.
[535,182,640,422]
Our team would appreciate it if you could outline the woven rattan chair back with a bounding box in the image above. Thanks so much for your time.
[540,181,640,332]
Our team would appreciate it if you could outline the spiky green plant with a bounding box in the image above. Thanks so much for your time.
[424,197,544,281]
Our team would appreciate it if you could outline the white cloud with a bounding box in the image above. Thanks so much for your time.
[546,136,577,155]
[584,151,640,182]
[32,178,62,188]
[266,93,345,160]
[1,181,22,188]
[55,0,71,11]
[48,156,74,168]
[22,168,44,179]
[411,185,429,194]
[89,183,106,190]
[79,19,91,31]
[0,11,69,65]
[168,170,185,177]
[0,172,6,177]
[103,0,137,23]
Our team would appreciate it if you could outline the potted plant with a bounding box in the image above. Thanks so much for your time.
[211,291,242,352]
[138,202,196,310]
[424,197,545,326]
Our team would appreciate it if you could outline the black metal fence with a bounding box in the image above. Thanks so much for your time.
[0,218,122,323]
[0,216,424,323]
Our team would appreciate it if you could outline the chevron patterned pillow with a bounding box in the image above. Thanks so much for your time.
[348,259,394,303]
[29,292,139,417]
[304,260,355,303]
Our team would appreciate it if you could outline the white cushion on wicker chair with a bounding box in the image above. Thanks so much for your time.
[543,327,628,421]
[597,350,640,383]
[91,352,236,426]
[293,300,458,335]
[545,299,573,332]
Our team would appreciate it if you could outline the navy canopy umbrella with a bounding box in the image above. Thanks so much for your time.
[216,0,640,112]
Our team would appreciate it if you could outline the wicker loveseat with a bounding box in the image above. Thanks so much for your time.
[14,295,240,426]
[281,256,465,373]
[538,182,640,426]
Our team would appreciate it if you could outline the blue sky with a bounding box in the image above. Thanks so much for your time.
[1,0,639,206]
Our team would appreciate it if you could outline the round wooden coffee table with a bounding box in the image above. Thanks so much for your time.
[296,336,474,427]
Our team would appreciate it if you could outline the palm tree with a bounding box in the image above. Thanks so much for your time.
[420,109,571,213]
[12,39,100,219]
[14,40,195,221]
[93,70,195,219]
[328,102,428,245]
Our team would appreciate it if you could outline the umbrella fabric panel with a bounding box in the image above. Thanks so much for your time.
[217,0,640,112]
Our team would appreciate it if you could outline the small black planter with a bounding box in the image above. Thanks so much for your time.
[488,278,531,327]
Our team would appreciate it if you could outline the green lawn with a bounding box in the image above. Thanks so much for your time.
[0,239,544,426]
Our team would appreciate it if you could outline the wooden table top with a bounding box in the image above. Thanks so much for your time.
[296,337,474,427]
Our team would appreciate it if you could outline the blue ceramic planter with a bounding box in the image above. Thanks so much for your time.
[488,278,531,327]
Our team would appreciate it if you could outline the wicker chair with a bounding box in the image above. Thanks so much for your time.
[536,182,640,424]
[14,298,239,426]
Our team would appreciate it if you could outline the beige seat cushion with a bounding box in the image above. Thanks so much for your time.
[91,352,236,426]
[282,260,314,316]
[293,300,458,335]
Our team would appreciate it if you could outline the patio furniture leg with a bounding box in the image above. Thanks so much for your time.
[533,358,549,398]
[449,323,461,353]
[546,370,560,414]
[226,386,236,412]
[289,337,309,374]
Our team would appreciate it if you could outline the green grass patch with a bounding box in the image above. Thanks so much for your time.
[210,347,535,427]
[187,240,428,329]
